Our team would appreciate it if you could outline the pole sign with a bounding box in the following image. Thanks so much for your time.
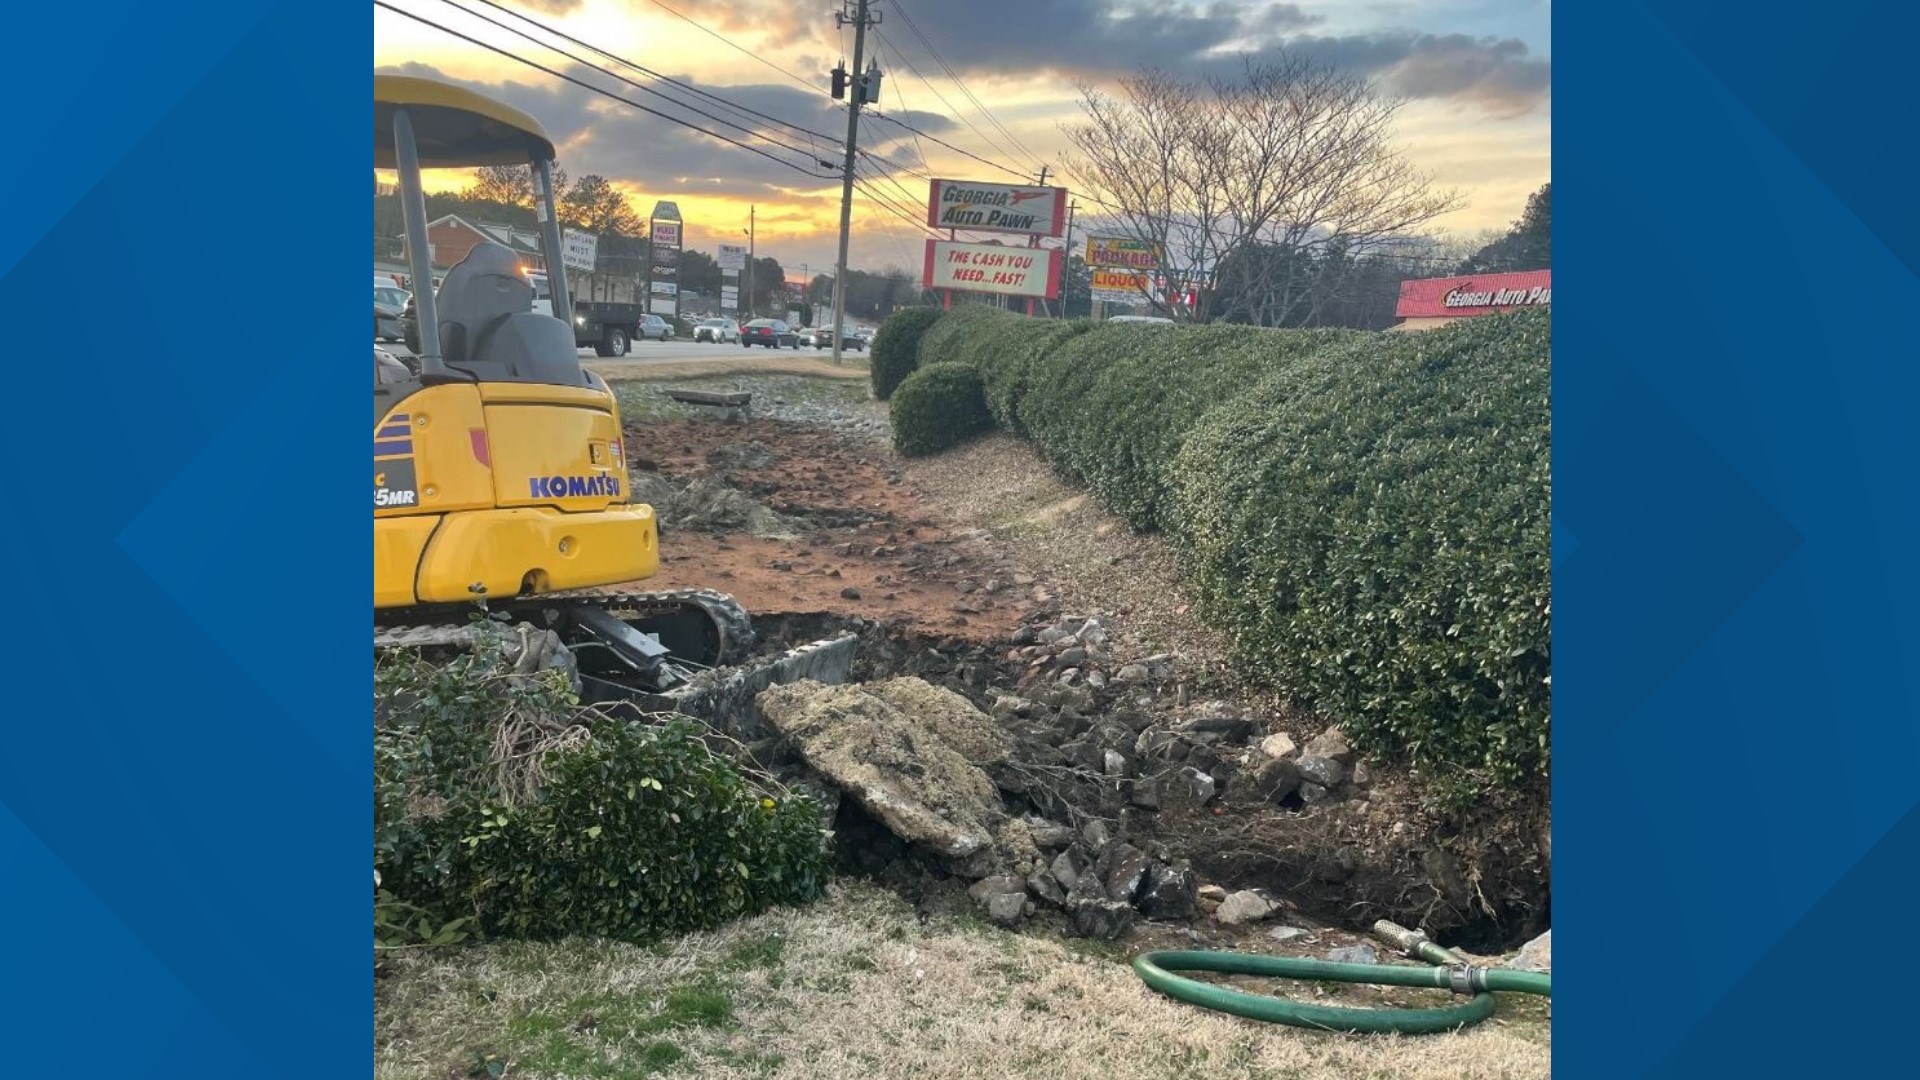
[923,239,1063,299]
[1085,236,1161,270]
[925,178,1068,238]
[645,201,682,318]
[717,243,747,271]
[561,229,599,273]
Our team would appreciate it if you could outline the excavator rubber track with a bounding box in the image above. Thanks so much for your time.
[374,588,857,738]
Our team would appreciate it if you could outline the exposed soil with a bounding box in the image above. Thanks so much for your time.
[631,417,1038,641]
[613,393,1549,952]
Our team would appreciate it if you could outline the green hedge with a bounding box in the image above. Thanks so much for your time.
[1049,325,1356,530]
[950,312,1095,437]
[907,307,1552,788]
[912,303,1009,371]
[1172,311,1551,784]
[869,307,944,400]
[375,631,832,945]
[890,362,993,457]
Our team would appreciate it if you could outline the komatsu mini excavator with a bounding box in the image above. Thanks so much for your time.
[373,75,851,710]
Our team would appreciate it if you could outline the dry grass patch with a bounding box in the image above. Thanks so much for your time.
[375,881,1548,1080]
[899,432,1234,668]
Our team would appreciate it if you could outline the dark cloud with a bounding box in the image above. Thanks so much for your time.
[375,61,960,200]
[1278,32,1551,117]
[688,0,1543,116]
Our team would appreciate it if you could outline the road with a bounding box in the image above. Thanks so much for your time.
[380,336,869,366]
[377,335,873,384]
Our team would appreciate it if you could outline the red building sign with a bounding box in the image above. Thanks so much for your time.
[1396,269,1551,319]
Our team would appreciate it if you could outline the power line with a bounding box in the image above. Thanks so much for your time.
[375,2,840,178]
[869,28,1016,166]
[851,167,938,236]
[427,0,836,167]
[869,34,932,178]
[863,109,1029,180]
[460,0,843,148]
[638,0,826,98]
[887,2,1046,176]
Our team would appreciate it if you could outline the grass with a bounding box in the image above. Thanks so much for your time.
[374,881,1549,1080]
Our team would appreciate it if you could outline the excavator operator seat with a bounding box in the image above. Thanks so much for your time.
[433,242,588,386]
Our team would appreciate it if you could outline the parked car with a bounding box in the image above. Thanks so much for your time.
[634,314,673,342]
[374,284,410,343]
[810,323,864,351]
[375,345,415,381]
[1106,315,1175,326]
[694,317,740,344]
[741,319,801,348]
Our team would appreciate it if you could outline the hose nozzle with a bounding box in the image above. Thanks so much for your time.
[1373,920,1430,957]
[1373,920,1466,968]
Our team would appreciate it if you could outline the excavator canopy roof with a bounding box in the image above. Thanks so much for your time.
[375,74,556,169]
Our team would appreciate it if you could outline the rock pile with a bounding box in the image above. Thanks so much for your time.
[752,676,1200,939]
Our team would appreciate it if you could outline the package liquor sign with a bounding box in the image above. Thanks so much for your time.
[1085,236,1161,270]
[1090,269,1151,297]
[925,178,1068,237]
[923,240,1063,299]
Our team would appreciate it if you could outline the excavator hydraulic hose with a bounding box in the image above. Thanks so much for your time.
[1130,920,1550,1034]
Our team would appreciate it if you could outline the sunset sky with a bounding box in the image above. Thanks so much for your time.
[374,0,1550,277]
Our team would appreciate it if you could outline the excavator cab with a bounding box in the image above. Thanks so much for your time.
[374,74,655,607]
[375,75,742,699]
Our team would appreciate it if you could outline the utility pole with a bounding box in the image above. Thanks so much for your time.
[830,0,878,366]
[1061,200,1078,319]
[743,205,756,318]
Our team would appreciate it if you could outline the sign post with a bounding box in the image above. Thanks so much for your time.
[647,201,683,321]
[717,242,747,317]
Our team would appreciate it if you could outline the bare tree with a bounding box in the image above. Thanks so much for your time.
[1064,56,1459,324]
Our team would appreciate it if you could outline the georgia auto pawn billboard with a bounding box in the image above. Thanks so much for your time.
[926,178,1068,237]
[923,240,1063,299]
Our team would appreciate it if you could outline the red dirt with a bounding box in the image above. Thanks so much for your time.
[626,417,1043,640]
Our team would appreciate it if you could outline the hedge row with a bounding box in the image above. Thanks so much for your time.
[882,305,1551,786]
[1173,313,1551,785]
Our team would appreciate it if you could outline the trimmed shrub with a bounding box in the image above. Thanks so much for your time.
[912,303,1011,370]
[958,315,1096,437]
[890,362,993,457]
[375,629,832,945]
[869,307,944,400]
[1016,322,1177,486]
[1051,325,1357,530]
[1171,310,1551,786]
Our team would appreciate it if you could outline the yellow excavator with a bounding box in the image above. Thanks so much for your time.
[373,75,850,708]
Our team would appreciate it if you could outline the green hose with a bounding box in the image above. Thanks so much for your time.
[1131,926,1550,1034]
